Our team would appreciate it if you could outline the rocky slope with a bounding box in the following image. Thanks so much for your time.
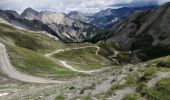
[0,9,60,39]
[103,2,170,61]
[68,6,157,30]
[0,8,98,43]
[67,11,91,23]
[21,8,98,42]
[20,7,39,20]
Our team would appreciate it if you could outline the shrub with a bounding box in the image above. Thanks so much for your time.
[55,95,65,100]
[156,61,170,68]
[69,86,76,90]
[122,93,142,100]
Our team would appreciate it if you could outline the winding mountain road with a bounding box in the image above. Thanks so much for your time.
[45,46,111,74]
[59,61,109,74]
[0,43,106,83]
[0,43,64,83]
[45,46,100,57]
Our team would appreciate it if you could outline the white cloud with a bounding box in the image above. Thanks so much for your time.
[0,0,169,13]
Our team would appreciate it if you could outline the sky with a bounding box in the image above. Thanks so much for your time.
[0,0,170,13]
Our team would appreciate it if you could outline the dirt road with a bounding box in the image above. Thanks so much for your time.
[45,46,106,74]
[0,43,64,83]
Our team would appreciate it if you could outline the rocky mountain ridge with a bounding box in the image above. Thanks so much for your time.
[68,5,158,30]
[0,8,99,42]
[102,2,170,61]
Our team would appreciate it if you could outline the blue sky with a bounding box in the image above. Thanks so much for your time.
[0,0,170,13]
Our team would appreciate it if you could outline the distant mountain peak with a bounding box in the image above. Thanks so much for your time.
[21,7,39,20]
[23,7,38,13]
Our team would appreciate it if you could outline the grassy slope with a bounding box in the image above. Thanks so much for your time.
[0,23,133,79]
[53,47,113,70]
[7,45,82,79]
[52,41,133,71]
[144,78,170,100]
[94,55,170,99]
[136,56,170,100]
[97,41,133,63]
[0,23,86,79]
[125,56,170,100]
[0,23,81,54]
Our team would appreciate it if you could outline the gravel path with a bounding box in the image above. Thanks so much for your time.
[45,45,107,74]
[45,46,100,57]
[0,43,104,83]
[146,72,170,87]
[0,43,64,83]
[59,61,110,74]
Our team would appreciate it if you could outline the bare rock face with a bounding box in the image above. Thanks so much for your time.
[21,7,39,20]
[0,7,98,43]
[20,8,98,42]
[107,2,170,61]
[68,6,157,30]
[67,11,91,23]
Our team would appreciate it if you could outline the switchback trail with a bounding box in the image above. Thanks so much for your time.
[45,46,100,57]
[45,46,111,74]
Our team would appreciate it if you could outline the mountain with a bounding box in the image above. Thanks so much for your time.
[0,8,99,43]
[92,5,158,29]
[20,8,99,42]
[68,5,158,30]
[20,7,39,20]
[95,2,170,61]
[0,9,60,38]
[67,11,91,23]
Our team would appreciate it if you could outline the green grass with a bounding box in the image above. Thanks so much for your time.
[0,23,84,54]
[80,83,96,94]
[96,84,126,99]
[98,41,133,63]
[125,72,139,86]
[124,58,170,100]
[0,23,114,72]
[122,93,142,100]
[72,96,92,100]
[0,23,90,79]
[94,55,170,100]
[81,96,92,100]
[139,78,170,100]
[108,84,126,95]
[7,45,83,79]
[138,67,157,83]
[97,41,118,57]
[53,47,113,70]
[55,95,65,100]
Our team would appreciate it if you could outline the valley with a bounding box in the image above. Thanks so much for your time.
[0,1,170,100]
